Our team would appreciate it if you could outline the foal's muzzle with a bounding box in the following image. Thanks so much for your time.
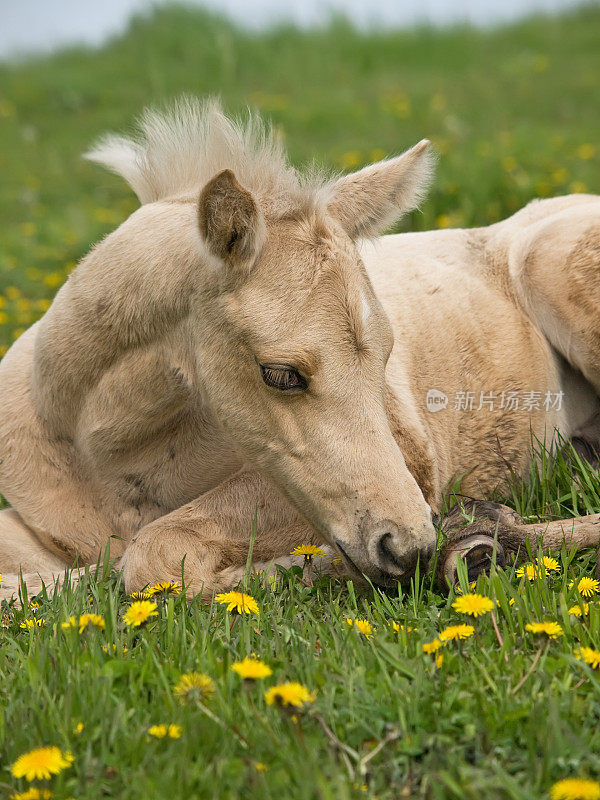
[335,516,437,587]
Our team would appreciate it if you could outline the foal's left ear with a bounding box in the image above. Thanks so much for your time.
[327,140,434,239]
[198,169,265,269]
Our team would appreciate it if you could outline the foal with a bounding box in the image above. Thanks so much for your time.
[0,98,599,600]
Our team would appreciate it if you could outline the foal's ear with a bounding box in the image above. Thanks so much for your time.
[327,140,434,239]
[198,169,265,268]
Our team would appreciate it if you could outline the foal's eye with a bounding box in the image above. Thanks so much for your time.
[259,364,307,392]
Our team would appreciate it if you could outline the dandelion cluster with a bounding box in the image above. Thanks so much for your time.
[148,724,182,739]
[62,613,105,633]
[19,619,44,630]
[392,622,415,633]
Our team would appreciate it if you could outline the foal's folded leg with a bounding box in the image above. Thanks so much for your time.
[120,467,343,598]
[437,499,600,588]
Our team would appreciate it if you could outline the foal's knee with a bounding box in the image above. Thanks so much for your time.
[120,520,232,597]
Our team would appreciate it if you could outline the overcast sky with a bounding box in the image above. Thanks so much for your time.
[0,0,588,60]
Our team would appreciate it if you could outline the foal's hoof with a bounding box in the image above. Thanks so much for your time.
[440,534,506,587]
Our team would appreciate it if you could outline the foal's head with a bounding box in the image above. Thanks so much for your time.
[88,99,436,586]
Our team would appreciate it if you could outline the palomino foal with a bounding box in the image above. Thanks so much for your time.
[0,99,599,600]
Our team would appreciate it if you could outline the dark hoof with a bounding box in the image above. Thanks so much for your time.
[440,534,506,586]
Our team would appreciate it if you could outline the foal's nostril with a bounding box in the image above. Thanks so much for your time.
[376,532,406,573]
[375,531,432,578]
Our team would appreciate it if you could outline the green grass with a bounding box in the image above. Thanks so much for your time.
[2,491,600,800]
[1,5,600,799]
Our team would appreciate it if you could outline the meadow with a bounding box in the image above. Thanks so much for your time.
[1,4,600,799]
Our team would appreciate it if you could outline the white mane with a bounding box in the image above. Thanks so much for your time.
[85,97,325,209]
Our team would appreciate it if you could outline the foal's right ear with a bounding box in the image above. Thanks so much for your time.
[198,169,265,270]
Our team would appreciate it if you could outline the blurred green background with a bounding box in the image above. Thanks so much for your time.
[0,3,598,356]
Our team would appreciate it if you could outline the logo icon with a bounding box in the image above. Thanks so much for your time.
[426,389,448,412]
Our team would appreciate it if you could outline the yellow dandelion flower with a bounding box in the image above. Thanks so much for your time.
[28,601,39,612]
[537,555,560,573]
[423,638,443,654]
[214,591,259,614]
[148,581,181,596]
[509,598,516,606]
[439,624,475,642]
[11,789,54,800]
[231,656,273,680]
[502,155,518,172]
[340,151,361,170]
[575,647,600,670]
[174,672,215,702]
[392,622,414,633]
[73,722,84,734]
[123,600,158,627]
[255,761,268,772]
[290,544,325,561]
[264,682,316,708]
[525,621,563,638]
[102,643,128,655]
[19,618,44,629]
[568,604,590,617]
[552,167,569,185]
[577,143,596,161]
[78,613,105,633]
[148,724,182,739]
[577,577,600,597]
[452,593,495,617]
[129,591,152,600]
[435,653,444,668]
[346,618,373,638]
[11,746,74,781]
[570,180,588,194]
[455,581,477,595]
[516,563,542,580]
[550,777,600,800]
[370,147,387,162]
